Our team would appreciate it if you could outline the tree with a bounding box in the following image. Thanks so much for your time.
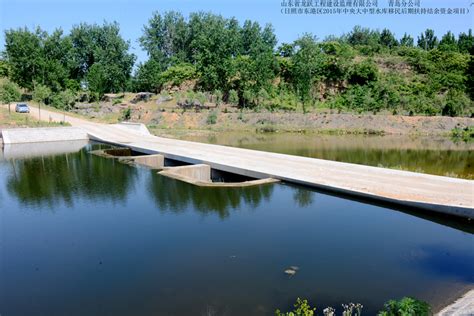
[0,80,21,113]
[70,22,135,93]
[380,29,398,49]
[86,63,108,99]
[319,41,354,81]
[4,27,46,90]
[291,34,323,112]
[458,29,474,54]
[0,57,9,77]
[439,31,458,52]
[139,11,189,64]
[346,25,380,49]
[134,60,164,92]
[277,43,294,57]
[468,45,474,99]
[400,33,414,47]
[417,29,438,50]
[32,83,51,121]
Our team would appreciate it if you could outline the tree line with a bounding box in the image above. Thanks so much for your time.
[1,11,473,116]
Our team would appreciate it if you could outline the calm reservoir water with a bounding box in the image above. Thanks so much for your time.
[0,142,473,316]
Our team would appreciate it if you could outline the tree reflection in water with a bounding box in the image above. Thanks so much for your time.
[6,146,138,208]
[147,172,276,219]
[5,144,281,218]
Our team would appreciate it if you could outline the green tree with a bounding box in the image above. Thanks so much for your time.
[0,79,21,113]
[277,43,295,57]
[417,29,438,50]
[319,41,354,81]
[70,22,135,93]
[291,34,323,112]
[134,59,163,92]
[439,31,458,52]
[0,57,10,77]
[467,45,474,99]
[86,63,108,99]
[4,27,46,89]
[457,29,474,54]
[32,83,51,121]
[51,89,75,110]
[380,28,398,49]
[347,25,380,47]
[139,11,189,64]
[399,33,414,47]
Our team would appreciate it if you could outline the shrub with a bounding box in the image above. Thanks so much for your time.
[275,298,315,316]
[51,89,76,110]
[442,89,471,117]
[451,126,474,141]
[121,107,131,121]
[349,60,378,85]
[228,89,239,105]
[159,63,197,87]
[378,297,430,316]
[206,110,217,124]
[213,89,223,106]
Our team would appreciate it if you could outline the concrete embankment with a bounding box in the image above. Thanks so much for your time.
[1,127,88,144]
[437,289,474,316]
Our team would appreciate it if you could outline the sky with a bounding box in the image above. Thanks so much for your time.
[0,0,472,64]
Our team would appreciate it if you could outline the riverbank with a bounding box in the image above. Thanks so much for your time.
[144,110,474,136]
[4,100,474,136]
[436,289,474,316]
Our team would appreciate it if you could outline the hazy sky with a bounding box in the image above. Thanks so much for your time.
[0,0,472,64]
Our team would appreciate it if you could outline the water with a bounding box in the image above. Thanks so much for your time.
[170,132,474,179]
[0,143,473,316]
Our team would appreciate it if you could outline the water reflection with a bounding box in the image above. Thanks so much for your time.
[5,145,138,208]
[1,143,473,316]
[3,143,472,232]
[1,140,88,160]
[148,172,275,218]
[410,245,474,282]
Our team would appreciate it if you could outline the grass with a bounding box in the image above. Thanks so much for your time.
[0,107,70,128]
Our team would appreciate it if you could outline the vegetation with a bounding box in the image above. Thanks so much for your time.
[451,126,474,142]
[378,297,430,316]
[275,298,315,316]
[206,110,217,125]
[275,297,429,316]
[0,79,21,112]
[1,12,473,116]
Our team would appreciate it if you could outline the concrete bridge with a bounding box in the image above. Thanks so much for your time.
[1,105,473,219]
